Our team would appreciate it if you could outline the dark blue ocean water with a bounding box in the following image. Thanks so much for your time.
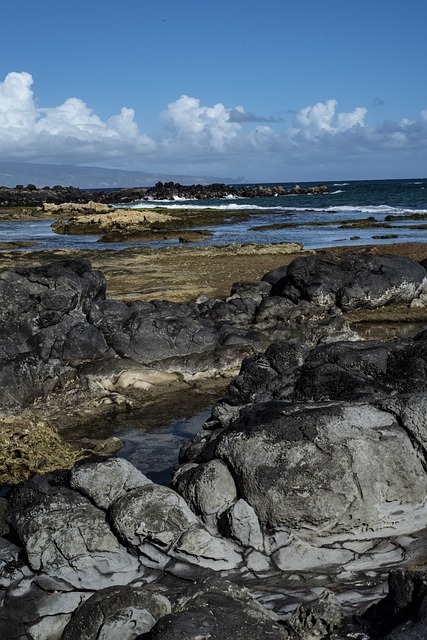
[128,177,427,250]
[1,178,426,251]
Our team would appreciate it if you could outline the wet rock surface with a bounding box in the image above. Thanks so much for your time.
[0,249,427,638]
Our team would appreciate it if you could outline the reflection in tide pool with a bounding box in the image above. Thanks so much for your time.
[114,408,211,484]
[353,322,427,341]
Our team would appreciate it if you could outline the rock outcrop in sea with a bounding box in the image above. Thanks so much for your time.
[0,181,329,207]
[1,250,427,638]
[142,181,329,200]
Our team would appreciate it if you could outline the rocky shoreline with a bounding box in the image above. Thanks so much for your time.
[141,181,329,200]
[1,247,427,638]
[0,181,330,248]
[0,181,328,208]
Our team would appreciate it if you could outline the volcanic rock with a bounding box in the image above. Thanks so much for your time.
[271,251,427,310]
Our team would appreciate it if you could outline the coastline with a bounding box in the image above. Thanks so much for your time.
[0,240,426,319]
[1,238,425,444]
[1,231,427,634]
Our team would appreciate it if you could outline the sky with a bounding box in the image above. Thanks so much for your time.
[0,0,426,183]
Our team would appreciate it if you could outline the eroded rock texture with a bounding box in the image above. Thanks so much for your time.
[1,251,427,638]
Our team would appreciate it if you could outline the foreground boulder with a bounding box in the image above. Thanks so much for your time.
[149,577,291,640]
[173,332,427,607]
[0,259,107,362]
[270,251,427,310]
[360,569,427,639]
[60,585,171,640]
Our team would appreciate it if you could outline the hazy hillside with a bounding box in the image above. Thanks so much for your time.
[0,162,243,189]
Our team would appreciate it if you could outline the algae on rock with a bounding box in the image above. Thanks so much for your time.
[0,417,86,486]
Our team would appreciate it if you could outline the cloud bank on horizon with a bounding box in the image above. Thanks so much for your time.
[1,71,426,182]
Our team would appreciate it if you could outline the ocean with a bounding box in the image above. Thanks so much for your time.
[128,177,427,250]
[0,177,426,251]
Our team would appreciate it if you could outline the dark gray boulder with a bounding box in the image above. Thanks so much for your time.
[149,576,291,639]
[199,296,258,326]
[211,399,427,532]
[230,279,272,302]
[262,264,288,285]
[225,341,310,405]
[60,320,109,364]
[254,296,359,346]
[207,332,427,412]
[224,352,280,405]
[173,333,427,583]
[92,299,220,365]
[0,353,75,409]
[293,333,427,401]
[0,260,109,404]
[6,470,141,590]
[0,260,106,356]
[119,313,219,365]
[271,252,427,310]
[361,569,427,639]
[60,585,171,640]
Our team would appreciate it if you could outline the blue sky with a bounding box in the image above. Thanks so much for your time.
[1,0,426,182]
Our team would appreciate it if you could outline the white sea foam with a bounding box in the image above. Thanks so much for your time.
[333,182,349,186]
[330,190,344,194]
[127,201,427,216]
[139,195,191,203]
[129,202,285,212]
[327,204,427,215]
[125,199,427,216]
[281,204,427,215]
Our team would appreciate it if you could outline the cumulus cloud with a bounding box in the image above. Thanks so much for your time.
[0,71,155,164]
[291,99,367,139]
[0,71,36,129]
[0,70,426,180]
[159,95,241,153]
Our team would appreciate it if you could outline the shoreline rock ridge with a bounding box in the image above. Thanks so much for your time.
[0,250,427,638]
[0,181,329,207]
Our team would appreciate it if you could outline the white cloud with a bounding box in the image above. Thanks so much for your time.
[0,70,426,180]
[0,71,155,164]
[37,98,108,136]
[159,95,240,153]
[291,99,367,139]
[0,71,36,129]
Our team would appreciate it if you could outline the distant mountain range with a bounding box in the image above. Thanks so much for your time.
[0,162,245,189]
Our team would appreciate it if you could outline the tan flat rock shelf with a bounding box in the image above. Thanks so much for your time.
[0,241,426,314]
